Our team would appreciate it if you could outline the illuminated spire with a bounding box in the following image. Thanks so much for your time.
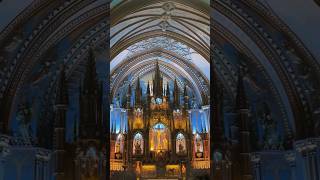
[127,84,132,96]
[146,81,150,95]
[173,79,180,109]
[166,83,170,99]
[183,84,189,109]
[146,81,151,108]
[135,77,142,106]
[126,84,131,109]
[153,61,163,98]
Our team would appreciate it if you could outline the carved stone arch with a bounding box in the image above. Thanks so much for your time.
[0,2,108,132]
[213,0,320,139]
[213,23,295,140]
[112,30,209,61]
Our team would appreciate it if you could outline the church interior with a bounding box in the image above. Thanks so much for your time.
[0,0,320,180]
[109,1,210,179]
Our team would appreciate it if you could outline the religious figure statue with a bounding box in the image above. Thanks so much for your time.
[135,141,142,154]
[191,95,197,109]
[16,99,33,143]
[259,102,280,150]
[178,142,184,153]
[162,133,168,150]
[115,141,120,153]
[214,151,223,163]
[115,94,121,108]
[181,164,186,174]
[79,147,100,180]
[196,139,202,152]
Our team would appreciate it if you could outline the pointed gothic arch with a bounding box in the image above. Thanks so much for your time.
[176,132,187,155]
[133,132,144,155]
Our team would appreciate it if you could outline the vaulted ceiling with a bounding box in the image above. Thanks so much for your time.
[110,0,210,104]
[0,0,319,140]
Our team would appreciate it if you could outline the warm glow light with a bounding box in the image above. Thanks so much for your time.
[142,165,156,171]
[166,165,179,169]
[110,160,124,171]
[192,160,210,169]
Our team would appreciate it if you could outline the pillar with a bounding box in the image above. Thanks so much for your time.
[295,139,319,180]
[35,149,50,180]
[0,135,10,180]
[285,152,296,180]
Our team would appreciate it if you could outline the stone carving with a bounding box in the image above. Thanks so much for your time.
[16,98,33,144]
[258,102,281,150]
[283,39,320,136]
[127,36,192,61]
[5,35,23,52]
[283,40,314,90]
[114,94,121,108]
[238,53,264,94]
[31,60,56,85]
[0,135,10,158]
[77,147,101,179]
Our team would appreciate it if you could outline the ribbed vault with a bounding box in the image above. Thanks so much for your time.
[111,54,208,104]
[110,0,210,105]
[0,0,318,141]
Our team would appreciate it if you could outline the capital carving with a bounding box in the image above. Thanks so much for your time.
[0,135,11,158]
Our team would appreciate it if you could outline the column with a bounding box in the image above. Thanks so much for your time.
[285,152,296,180]
[308,146,319,180]
[295,139,318,180]
[250,153,261,180]
[0,135,10,180]
[35,149,51,180]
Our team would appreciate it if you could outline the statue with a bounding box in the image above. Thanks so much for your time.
[195,134,202,153]
[79,147,99,180]
[115,141,120,153]
[178,142,184,153]
[16,99,33,143]
[259,102,280,150]
[115,94,121,108]
[135,141,142,155]
[214,151,223,163]
[191,95,197,109]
